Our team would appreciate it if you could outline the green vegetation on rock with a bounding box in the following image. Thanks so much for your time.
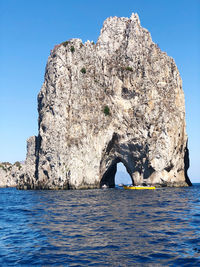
[103,105,110,116]
[125,66,133,71]
[14,161,22,170]
[70,46,75,53]
[62,41,69,47]
[81,67,86,74]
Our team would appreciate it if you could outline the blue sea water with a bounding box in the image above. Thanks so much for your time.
[0,185,200,266]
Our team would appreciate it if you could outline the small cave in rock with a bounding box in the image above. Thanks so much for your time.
[100,160,133,188]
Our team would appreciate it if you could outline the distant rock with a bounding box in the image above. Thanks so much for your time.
[18,13,191,189]
[0,162,24,187]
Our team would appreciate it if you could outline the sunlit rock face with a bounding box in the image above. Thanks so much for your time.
[18,13,191,189]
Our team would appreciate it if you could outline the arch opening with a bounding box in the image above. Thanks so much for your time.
[115,162,133,186]
[100,159,133,188]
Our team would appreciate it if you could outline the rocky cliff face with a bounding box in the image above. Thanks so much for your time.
[18,13,191,189]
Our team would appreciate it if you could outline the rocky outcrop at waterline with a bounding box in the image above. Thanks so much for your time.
[0,162,24,187]
[17,13,191,189]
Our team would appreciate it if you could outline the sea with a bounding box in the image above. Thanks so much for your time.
[1,184,200,266]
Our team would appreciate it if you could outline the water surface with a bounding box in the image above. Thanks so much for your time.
[1,185,200,266]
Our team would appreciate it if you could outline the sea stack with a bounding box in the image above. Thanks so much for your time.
[18,13,191,189]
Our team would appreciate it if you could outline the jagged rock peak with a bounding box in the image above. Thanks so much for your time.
[130,13,140,22]
[96,13,150,58]
[17,13,191,190]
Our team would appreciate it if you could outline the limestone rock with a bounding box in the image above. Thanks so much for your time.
[0,162,24,187]
[18,13,191,189]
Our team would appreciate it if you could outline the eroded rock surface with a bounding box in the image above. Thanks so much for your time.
[18,13,191,189]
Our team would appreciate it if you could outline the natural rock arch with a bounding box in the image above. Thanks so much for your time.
[98,132,156,189]
[100,157,133,188]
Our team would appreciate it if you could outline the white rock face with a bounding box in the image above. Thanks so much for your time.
[18,13,191,189]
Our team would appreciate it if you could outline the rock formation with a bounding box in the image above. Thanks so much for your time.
[0,162,24,187]
[18,13,191,189]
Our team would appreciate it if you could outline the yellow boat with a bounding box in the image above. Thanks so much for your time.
[123,185,156,190]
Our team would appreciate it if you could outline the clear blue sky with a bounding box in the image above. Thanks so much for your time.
[0,0,199,183]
